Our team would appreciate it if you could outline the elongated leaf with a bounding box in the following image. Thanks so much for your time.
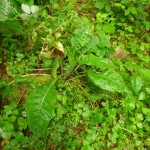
[132,75,142,93]
[71,23,93,51]
[88,70,124,93]
[78,53,116,69]
[26,78,58,137]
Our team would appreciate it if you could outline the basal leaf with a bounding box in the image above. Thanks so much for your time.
[71,23,93,51]
[88,70,124,93]
[26,78,58,137]
[132,75,142,93]
[78,53,116,69]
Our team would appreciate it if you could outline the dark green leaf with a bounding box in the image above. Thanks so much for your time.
[0,80,6,88]
[2,85,10,99]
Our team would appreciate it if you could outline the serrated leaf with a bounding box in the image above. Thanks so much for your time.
[21,4,30,14]
[31,5,39,13]
[26,78,58,137]
[132,76,142,93]
[88,70,124,93]
[71,23,93,51]
[2,85,10,99]
[78,53,116,69]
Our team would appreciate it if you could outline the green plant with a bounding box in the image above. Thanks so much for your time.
[0,102,27,150]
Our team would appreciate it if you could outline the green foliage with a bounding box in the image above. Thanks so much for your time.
[1,0,150,149]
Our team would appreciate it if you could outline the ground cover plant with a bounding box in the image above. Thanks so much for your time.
[0,0,150,149]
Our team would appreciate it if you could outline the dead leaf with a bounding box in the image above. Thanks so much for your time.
[109,47,127,60]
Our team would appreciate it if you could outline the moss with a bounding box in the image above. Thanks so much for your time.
[2,74,52,103]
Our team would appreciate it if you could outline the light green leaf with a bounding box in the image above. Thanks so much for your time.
[128,7,137,14]
[15,75,27,83]
[132,76,142,93]
[78,53,116,69]
[129,124,137,131]
[71,23,93,51]
[88,70,124,93]
[139,69,150,80]
[95,2,104,10]
[21,4,30,14]
[138,92,145,100]
[2,85,10,99]
[97,35,111,48]
[103,25,116,34]
[26,78,58,137]
[82,110,92,120]
[122,0,129,4]
[146,88,150,94]
[136,113,143,121]
[126,103,135,111]
[31,5,39,13]
[137,122,143,128]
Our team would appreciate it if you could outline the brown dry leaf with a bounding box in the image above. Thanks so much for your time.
[109,47,127,60]
[69,83,74,88]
